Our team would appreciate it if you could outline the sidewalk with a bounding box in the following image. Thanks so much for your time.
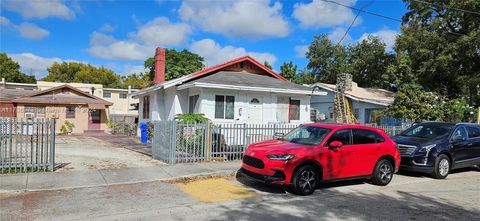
[0,161,241,193]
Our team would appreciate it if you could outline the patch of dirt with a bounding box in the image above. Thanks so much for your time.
[54,136,165,171]
[175,177,257,203]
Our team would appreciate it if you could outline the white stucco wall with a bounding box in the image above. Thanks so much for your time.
[138,87,312,125]
[310,90,335,122]
[195,88,311,124]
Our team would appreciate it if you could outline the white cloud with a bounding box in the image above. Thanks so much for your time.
[89,32,117,46]
[99,23,115,33]
[0,16,11,26]
[16,22,50,40]
[179,0,289,39]
[328,27,353,44]
[3,0,75,20]
[294,45,309,58]
[86,17,191,61]
[292,0,359,29]
[9,53,63,77]
[86,35,151,61]
[190,38,277,67]
[359,28,399,50]
[123,65,147,74]
[0,17,50,40]
[136,17,191,46]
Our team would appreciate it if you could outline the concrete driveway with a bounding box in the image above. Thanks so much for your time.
[55,135,163,171]
[1,167,479,220]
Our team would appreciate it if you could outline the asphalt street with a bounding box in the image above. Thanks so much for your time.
[1,168,479,221]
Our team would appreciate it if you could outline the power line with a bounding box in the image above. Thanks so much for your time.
[318,0,402,23]
[412,0,480,16]
[337,0,375,45]
[319,0,468,37]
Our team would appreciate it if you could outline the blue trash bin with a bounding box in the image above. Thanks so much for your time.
[140,122,148,144]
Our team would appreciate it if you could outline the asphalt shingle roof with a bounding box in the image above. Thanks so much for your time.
[182,71,311,91]
[0,88,36,100]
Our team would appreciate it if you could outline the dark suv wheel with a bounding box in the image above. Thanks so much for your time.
[432,154,450,179]
[371,159,393,186]
[290,165,319,195]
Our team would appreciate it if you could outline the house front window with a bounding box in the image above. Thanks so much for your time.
[289,99,300,121]
[365,108,383,124]
[66,106,76,119]
[143,95,150,119]
[119,93,127,99]
[24,106,35,119]
[215,95,234,119]
[189,95,199,113]
[103,92,111,98]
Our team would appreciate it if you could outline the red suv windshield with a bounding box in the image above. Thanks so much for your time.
[281,125,331,146]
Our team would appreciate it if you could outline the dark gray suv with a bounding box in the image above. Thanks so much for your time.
[392,122,480,179]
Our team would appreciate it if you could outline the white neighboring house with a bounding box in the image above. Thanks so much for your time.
[310,82,395,125]
[131,48,326,128]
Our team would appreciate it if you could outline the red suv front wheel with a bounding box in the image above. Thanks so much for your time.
[289,165,320,195]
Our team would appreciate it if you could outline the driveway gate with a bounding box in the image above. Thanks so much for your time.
[0,118,56,173]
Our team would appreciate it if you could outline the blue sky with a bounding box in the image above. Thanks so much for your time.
[0,0,407,79]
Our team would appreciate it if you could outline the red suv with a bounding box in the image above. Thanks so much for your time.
[240,123,401,195]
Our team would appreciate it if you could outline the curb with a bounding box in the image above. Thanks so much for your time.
[0,169,240,194]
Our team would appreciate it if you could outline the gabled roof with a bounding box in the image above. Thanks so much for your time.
[187,56,286,81]
[312,82,394,106]
[178,71,315,94]
[12,84,113,106]
[132,56,287,96]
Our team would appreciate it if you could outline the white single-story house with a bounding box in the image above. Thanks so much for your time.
[310,82,396,125]
[131,48,326,126]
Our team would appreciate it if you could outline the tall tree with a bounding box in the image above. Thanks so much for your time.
[384,83,444,122]
[43,62,121,88]
[144,49,204,82]
[295,68,315,85]
[121,72,152,89]
[397,0,480,104]
[348,36,395,89]
[0,53,36,83]
[385,54,416,92]
[279,61,297,82]
[305,34,350,84]
[263,61,273,69]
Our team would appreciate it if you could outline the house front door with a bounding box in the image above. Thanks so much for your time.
[247,95,263,123]
[88,109,101,130]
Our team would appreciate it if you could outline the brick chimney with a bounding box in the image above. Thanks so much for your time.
[154,47,166,84]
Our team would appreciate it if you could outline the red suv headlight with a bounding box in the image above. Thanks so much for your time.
[267,154,296,161]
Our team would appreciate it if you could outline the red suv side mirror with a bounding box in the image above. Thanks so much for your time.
[329,141,343,149]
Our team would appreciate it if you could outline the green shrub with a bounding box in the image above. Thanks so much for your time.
[106,119,115,129]
[175,113,209,124]
[60,120,75,134]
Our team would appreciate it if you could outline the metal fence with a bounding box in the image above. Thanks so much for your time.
[374,125,409,136]
[0,118,56,173]
[151,121,409,164]
[152,121,299,164]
